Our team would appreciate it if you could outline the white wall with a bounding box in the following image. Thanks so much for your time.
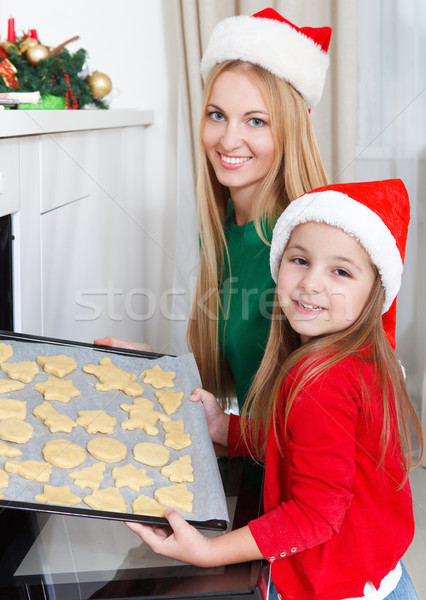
[0,0,183,354]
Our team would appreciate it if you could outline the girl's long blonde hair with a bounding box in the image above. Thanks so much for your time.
[242,272,424,484]
[187,60,328,403]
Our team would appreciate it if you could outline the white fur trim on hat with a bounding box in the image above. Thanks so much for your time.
[200,15,329,108]
[269,191,403,313]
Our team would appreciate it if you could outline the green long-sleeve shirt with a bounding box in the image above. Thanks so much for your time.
[218,209,275,411]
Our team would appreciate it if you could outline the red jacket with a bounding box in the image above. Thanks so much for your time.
[228,354,414,600]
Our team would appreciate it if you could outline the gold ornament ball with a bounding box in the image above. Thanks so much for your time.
[26,44,49,66]
[88,72,112,99]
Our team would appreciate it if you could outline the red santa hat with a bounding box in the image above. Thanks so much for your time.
[200,8,332,109]
[269,179,410,349]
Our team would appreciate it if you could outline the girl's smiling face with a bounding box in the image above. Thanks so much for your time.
[277,222,377,343]
[201,68,275,208]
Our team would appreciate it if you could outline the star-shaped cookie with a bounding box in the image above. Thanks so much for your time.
[141,364,175,389]
[33,377,80,402]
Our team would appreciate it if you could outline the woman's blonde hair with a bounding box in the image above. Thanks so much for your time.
[187,60,328,403]
[242,272,424,484]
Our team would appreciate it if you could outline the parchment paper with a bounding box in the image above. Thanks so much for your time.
[0,337,229,528]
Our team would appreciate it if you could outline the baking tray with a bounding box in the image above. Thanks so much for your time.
[0,331,228,531]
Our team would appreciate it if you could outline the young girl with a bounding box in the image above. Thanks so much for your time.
[96,8,331,411]
[127,179,423,600]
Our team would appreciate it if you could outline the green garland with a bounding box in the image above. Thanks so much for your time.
[0,45,107,109]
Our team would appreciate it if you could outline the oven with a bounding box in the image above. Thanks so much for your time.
[0,456,267,599]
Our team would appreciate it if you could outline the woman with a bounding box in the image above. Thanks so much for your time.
[97,8,331,412]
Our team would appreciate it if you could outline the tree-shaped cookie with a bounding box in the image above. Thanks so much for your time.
[154,390,184,415]
[120,397,171,435]
[161,455,194,483]
[112,464,154,492]
[36,354,77,378]
[33,377,80,402]
[83,357,138,394]
[154,483,193,512]
[69,462,106,490]
[141,364,175,389]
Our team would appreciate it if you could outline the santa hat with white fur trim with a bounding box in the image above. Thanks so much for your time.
[269,179,410,349]
[200,8,332,109]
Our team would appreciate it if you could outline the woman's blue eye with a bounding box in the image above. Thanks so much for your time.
[249,117,265,127]
[209,111,225,121]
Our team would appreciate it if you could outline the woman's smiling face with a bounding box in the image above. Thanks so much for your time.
[201,68,275,204]
[277,222,377,343]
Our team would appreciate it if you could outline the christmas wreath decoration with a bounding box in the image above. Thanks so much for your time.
[0,20,111,109]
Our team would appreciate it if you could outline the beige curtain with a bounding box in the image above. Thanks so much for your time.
[177,0,358,184]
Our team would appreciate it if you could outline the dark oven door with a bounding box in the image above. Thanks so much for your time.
[0,214,13,331]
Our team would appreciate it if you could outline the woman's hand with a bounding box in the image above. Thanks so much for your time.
[189,388,230,448]
[93,336,155,353]
[126,510,212,567]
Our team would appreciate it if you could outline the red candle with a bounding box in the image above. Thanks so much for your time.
[7,18,16,43]
[29,29,38,40]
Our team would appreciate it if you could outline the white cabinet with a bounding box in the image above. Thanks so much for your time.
[1,110,154,344]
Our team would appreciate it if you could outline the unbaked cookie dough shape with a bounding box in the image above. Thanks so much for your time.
[4,460,52,482]
[87,437,127,463]
[83,487,127,513]
[35,484,81,507]
[83,357,138,395]
[0,468,8,488]
[69,462,106,490]
[132,494,166,517]
[161,455,194,483]
[76,410,116,434]
[34,377,80,403]
[0,440,22,457]
[162,420,192,450]
[0,343,13,364]
[154,483,193,513]
[0,379,25,394]
[154,390,184,415]
[142,364,175,389]
[33,402,78,433]
[42,439,86,469]
[120,397,170,436]
[133,442,170,467]
[1,361,39,383]
[37,354,77,378]
[0,398,26,420]
[0,419,33,443]
[112,464,154,492]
